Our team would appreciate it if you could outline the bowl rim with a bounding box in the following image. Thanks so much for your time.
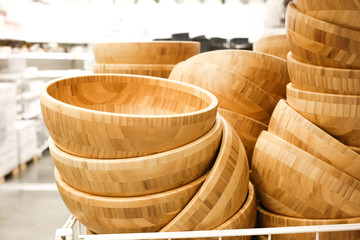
[92,41,201,45]
[93,63,176,68]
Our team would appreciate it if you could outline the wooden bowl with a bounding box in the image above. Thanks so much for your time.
[251,131,360,219]
[160,116,249,232]
[293,0,360,31]
[349,145,360,155]
[169,60,277,124]
[187,50,289,101]
[253,34,289,61]
[54,167,207,234]
[218,108,267,167]
[286,83,360,147]
[49,115,222,197]
[287,52,360,95]
[93,41,200,64]
[286,2,360,69]
[40,74,218,159]
[257,205,360,240]
[268,100,360,181]
[93,63,175,78]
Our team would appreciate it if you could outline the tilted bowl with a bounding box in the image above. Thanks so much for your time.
[253,34,289,60]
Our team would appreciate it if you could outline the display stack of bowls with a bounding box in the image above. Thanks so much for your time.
[253,34,290,60]
[92,41,200,78]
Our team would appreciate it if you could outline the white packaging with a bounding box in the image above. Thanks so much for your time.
[15,120,38,164]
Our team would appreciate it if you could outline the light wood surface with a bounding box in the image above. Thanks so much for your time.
[93,41,200,64]
[49,115,222,197]
[169,60,277,124]
[40,74,218,159]
[55,167,207,234]
[287,52,360,95]
[218,108,267,167]
[286,83,360,147]
[188,50,290,100]
[286,2,360,69]
[253,34,289,60]
[93,64,175,78]
[349,145,360,155]
[268,100,360,181]
[252,131,360,219]
[293,0,360,31]
[257,205,360,240]
[160,116,249,232]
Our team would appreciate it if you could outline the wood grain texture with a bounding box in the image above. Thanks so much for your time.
[251,131,360,219]
[286,2,360,69]
[268,100,360,181]
[54,167,207,234]
[287,52,360,95]
[293,0,360,31]
[253,34,289,60]
[218,108,267,167]
[349,145,360,155]
[49,115,222,197]
[286,83,360,147]
[93,41,200,64]
[160,116,249,232]
[40,74,218,159]
[257,205,360,240]
[169,60,277,124]
[93,64,175,78]
[188,50,290,100]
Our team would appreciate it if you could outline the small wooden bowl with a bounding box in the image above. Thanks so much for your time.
[268,100,360,181]
[93,41,200,64]
[188,50,289,101]
[40,74,218,159]
[287,52,360,95]
[286,2,360,69]
[251,131,360,219]
[257,205,360,240]
[293,0,360,31]
[253,34,289,60]
[93,63,175,78]
[49,115,222,197]
[169,60,277,124]
[55,167,207,234]
[218,108,267,167]
[160,116,249,232]
[286,83,360,147]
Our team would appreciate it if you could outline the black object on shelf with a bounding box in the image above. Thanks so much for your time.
[191,35,211,53]
[209,37,228,51]
[171,33,190,41]
[230,38,252,50]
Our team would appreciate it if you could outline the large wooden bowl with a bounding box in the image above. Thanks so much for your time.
[40,74,218,159]
[49,115,222,197]
[253,34,289,60]
[169,60,277,124]
[257,205,360,240]
[218,108,267,167]
[93,64,175,78]
[268,100,360,181]
[187,50,289,100]
[293,0,360,31]
[251,131,360,219]
[55,167,207,234]
[160,116,249,232]
[349,145,360,155]
[287,83,360,147]
[286,2,360,69]
[93,41,200,64]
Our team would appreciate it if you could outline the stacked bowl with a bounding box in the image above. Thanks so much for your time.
[92,41,200,78]
[253,34,290,60]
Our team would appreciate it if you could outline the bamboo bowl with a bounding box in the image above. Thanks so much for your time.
[93,41,200,64]
[287,52,360,95]
[188,50,290,100]
[251,131,360,219]
[55,167,207,234]
[349,145,360,155]
[286,2,360,69]
[253,34,289,60]
[49,115,222,197]
[257,205,360,240]
[160,116,249,232]
[93,64,175,78]
[287,83,360,147]
[169,60,277,124]
[40,74,218,159]
[269,100,360,181]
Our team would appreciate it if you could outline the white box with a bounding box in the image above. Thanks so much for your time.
[15,120,38,164]
[0,132,18,178]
